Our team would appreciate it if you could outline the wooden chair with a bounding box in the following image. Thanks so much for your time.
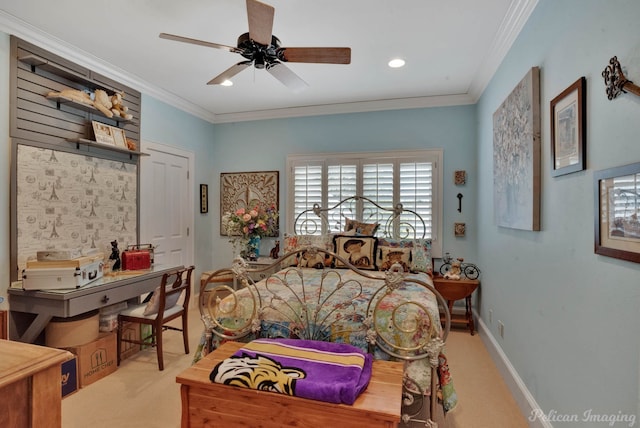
[117,266,194,370]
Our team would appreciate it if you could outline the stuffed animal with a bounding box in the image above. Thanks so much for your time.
[443,259,462,280]
[92,89,113,118]
[47,88,94,106]
[125,138,137,151]
[110,91,133,120]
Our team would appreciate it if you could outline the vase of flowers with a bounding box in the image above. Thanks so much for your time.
[223,205,279,261]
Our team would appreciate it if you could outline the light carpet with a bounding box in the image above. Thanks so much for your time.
[62,306,528,427]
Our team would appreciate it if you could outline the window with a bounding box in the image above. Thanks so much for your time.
[287,150,443,257]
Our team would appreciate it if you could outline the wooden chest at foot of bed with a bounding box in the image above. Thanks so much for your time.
[176,341,403,428]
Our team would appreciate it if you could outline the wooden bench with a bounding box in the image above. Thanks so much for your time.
[176,341,404,428]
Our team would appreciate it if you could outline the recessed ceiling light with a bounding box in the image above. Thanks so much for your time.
[388,58,405,68]
[221,80,233,86]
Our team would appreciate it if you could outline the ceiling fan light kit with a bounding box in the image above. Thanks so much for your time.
[159,0,351,91]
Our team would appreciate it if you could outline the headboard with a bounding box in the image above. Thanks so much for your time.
[294,195,427,239]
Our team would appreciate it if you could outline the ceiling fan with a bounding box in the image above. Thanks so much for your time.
[159,0,351,92]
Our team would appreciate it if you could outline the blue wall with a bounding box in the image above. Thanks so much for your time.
[209,106,478,267]
[476,0,640,424]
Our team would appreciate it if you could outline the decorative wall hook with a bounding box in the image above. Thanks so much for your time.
[602,56,640,100]
[457,193,463,213]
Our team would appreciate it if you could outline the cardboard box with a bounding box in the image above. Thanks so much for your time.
[119,322,141,361]
[61,356,78,398]
[65,332,117,388]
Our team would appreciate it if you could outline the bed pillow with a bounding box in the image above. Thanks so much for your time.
[410,239,433,275]
[281,234,334,268]
[377,246,412,272]
[143,284,182,316]
[376,238,432,274]
[344,218,380,236]
[333,235,378,270]
[297,250,333,269]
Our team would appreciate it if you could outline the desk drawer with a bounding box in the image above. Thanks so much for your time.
[67,286,142,317]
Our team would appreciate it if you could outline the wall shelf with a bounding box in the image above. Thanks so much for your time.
[19,54,120,92]
[46,95,132,125]
[20,54,133,125]
[69,138,148,159]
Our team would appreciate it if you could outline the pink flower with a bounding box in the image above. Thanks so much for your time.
[242,213,252,222]
[235,208,245,215]
[249,210,258,218]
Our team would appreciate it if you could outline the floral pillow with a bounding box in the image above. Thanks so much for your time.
[377,246,412,272]
[410,239,433,275]
[333,235,378,270]
[344,218,380,236]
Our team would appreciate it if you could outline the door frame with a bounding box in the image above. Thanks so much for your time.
[139,139,195,270]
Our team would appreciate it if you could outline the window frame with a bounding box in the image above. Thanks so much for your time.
[286,149,443,257]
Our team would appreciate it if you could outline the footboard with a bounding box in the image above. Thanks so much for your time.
[200,247,451,426]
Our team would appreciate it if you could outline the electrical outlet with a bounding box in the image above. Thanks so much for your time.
[489,309,493,324]
[498,321,504,339]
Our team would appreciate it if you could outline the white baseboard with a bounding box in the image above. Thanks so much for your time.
[474,313,552,428]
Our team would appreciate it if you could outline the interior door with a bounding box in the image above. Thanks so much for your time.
[139,142,194,269]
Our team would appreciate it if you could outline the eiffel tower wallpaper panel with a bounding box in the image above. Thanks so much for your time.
[16,145,138,271]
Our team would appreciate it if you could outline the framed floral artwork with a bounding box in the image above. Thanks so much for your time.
[220,171,279,236]
[550,77,586,177]
[493,67,541,231]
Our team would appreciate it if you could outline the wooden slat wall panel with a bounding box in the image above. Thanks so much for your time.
[11,36,141,148]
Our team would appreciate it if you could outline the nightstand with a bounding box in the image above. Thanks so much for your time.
[246,256,279,282]
[432,274,480,335]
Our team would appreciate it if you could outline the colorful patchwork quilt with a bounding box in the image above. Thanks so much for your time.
[197,267,458,412]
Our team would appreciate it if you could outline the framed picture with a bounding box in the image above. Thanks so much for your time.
[92,121,116,146]
[112,127,128,149]
[550,77,586,177]
[594,162,640,263]
[200,184,208,214]
[493,67,541,231]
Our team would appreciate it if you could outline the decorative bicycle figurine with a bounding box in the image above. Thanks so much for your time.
[439,252,480,280]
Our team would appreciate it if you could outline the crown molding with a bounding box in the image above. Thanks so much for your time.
[0,1,537,124]
[211,94,476,123]
[467,0,539,99]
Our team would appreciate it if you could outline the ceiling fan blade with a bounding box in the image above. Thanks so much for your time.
[246,0,274,46]
[266,62,309,93]
[207,61,252,85]
[159,32,240,53]
[279,47,351,64]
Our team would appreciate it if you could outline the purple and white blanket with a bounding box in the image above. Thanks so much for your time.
[210,338,373,405]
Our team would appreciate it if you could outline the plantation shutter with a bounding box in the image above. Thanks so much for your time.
[363,163,394,231]
[293,164,322,234]
[287,150,442,255]
[399,162,433,239]
[327,163,357,231]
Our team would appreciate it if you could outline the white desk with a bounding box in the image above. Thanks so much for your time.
[8,265,180,343]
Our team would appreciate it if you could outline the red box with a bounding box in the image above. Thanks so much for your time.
[121,250,151,270]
